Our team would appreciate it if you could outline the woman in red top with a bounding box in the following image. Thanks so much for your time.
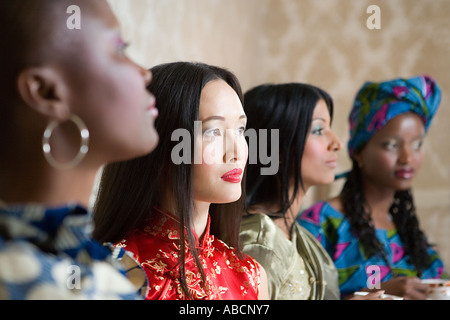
[93,62,268,300]
[119,208,262,299]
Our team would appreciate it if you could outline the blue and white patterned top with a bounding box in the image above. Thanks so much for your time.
[0,202,147,300]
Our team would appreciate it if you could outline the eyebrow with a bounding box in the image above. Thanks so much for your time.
[384,134,425,141]
[201,115,247,122]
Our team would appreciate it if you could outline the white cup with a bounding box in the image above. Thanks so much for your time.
[421,279,450,300]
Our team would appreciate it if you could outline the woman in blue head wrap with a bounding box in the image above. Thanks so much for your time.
[297,75,447,299]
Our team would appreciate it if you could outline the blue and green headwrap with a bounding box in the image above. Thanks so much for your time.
[347,75,441,157]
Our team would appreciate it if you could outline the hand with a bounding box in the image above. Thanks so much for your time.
[380,276,428,300]
[348,290,390,300]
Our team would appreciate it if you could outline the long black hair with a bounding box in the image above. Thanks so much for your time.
[340,160,432,275]
[93,61,246,298]
[244,83,334,218]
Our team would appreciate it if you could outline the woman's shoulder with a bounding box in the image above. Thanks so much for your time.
[240,214,309,299]
[0,239,141,300]
[240,213,285,247]
[240,213,297,266]
[208,236,262,299]
[118,225,179,271]
[214,236,261,270]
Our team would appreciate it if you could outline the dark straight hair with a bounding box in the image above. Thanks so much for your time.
[93,61,246,298]
[243,83,334,218]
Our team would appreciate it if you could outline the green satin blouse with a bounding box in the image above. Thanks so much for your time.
[240,214,340,300]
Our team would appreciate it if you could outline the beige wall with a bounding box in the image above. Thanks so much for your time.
[108,0,450,268]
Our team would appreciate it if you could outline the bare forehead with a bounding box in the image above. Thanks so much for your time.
[0,0,117,43]
[371,112,425,141]
[199,80,245,119]
[29,0,117,30]
[0,0,120,88]
[82,0,120,28]
[384,113,425,132]
[312,99,331,121]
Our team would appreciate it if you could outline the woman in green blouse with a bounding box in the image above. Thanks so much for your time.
[240,83,387,300]
[239,83,341,300]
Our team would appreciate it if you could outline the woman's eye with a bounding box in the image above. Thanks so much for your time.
[311,127,324,135]
[382,141,398,150]
[237,126,246,135]
[118,41,130,57]
[204,128,221,137]
[412,140,423,151]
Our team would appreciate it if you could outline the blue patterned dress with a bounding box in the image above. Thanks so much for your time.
[0,202,147,300]
[297,201,446,298]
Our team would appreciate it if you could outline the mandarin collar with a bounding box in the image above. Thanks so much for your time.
[151,207,212,250]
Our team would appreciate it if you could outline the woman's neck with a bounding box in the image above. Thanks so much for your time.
[362,180,395,213]
[159,193,211,239]
[254,186,307,241]
[361,179,396,229]
[0,162,100,209]
[193,200,210,238]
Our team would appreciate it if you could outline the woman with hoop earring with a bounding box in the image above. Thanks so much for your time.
[0,0,158,300]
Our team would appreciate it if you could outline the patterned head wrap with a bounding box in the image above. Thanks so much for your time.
[347,75,441,157]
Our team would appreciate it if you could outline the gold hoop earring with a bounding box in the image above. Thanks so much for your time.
[42,114,89,170]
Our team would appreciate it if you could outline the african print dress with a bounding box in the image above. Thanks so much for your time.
[297,201,446,298]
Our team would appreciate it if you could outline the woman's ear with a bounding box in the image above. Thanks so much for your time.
[352,153,364,168]
[17,67,70,121]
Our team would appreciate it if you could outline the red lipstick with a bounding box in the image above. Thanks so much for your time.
[221,168,243,183]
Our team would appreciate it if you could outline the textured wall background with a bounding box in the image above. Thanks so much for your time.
[107,0,450,268]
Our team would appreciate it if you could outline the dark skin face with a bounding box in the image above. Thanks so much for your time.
[43,0,159,165]
[7,0,158,166]
[1,0,159,206]
[354,112,425,193]
[60,1,159,164]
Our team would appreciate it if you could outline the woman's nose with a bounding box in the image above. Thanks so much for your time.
[223,129,248,164]
[398,145,413,165]
[142,68,152,87]
[328,131,342,151]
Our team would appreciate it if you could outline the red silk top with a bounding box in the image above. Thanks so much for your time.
[117,208,261,300]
